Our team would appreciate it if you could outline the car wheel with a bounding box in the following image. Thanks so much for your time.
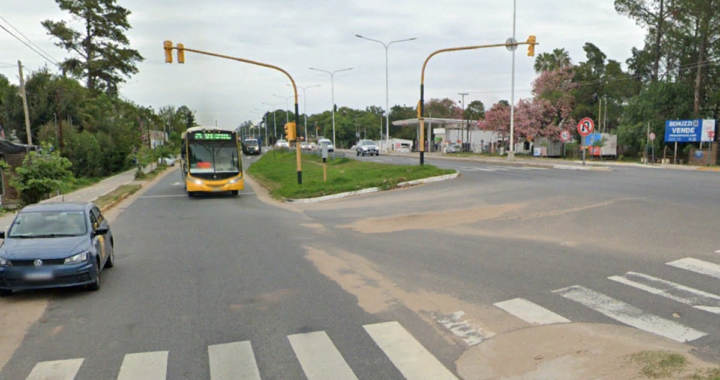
[356,151,360,156]
[105,243,115,268]
[0,289,12,297]
[87,260,101,291]
[231,190,239,196]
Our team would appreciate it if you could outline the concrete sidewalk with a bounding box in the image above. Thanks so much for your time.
[0,164,156,230]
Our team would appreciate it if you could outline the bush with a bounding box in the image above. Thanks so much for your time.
[10,144,74,205]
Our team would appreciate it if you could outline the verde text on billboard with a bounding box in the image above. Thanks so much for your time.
[665,120,716,142]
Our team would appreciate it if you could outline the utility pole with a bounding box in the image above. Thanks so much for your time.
[18,61,32,145]
[459,92,468,152]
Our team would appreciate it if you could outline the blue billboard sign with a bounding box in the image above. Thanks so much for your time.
[664,119,716,142]
[583,133,603,146]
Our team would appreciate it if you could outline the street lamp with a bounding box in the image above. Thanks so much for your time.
[355,34,416,151]
[288,83,320,141]
[272,94,292,124]
[262,102,283,140]
[309,67,353,147]
[509,0,517,160]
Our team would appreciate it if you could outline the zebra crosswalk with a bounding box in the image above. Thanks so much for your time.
[493,256,720,343]
[20,321,458,380]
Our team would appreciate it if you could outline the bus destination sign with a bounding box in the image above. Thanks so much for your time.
[191,132,233,141]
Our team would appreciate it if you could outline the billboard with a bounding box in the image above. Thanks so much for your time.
[664,119,716,142]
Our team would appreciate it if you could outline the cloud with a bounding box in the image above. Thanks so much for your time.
[3,0,646,128]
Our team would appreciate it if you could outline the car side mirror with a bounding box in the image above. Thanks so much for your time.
[0,231,5,239]
[94,226,109,236]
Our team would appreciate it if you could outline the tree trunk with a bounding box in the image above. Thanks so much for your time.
[652,0,665,83]
[85,10,93,91]
[694,17,708,115]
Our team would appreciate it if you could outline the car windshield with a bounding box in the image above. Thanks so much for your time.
[245,140,258,146]
[188,141,240,174]
[9,211,87,238]
[362,141,375,146]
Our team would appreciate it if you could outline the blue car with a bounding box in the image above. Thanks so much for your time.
[0,202,114,296]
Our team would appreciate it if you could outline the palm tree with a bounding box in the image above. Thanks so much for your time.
[534,52,555,73]
[552,48,572,69]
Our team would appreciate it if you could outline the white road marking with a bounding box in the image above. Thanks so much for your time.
[172,182,182,186]
[364,321,458,380]
[434,311,494,346]
[208,341,261,380]
[287,331,358,380]
[554,285,706,342]
[668,258,720,280]
[610,272,720,314]
[494,298,571,325]
[26,359,83,380]
[117,351,168,380]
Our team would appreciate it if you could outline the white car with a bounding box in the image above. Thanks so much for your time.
[275,139,290,149]
[318,139,334,153]
[158,155,176,166]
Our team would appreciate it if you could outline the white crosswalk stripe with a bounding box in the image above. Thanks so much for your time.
[21,321,459,380]
[667,258,720,280]
[26,358,83,380]
[117,351,168,380]
[609,272,720,314]
[494,298,571,325]
[288,331,358,380]
[208,341,261,380]
[364,321,458,380]
[554,285,706,342]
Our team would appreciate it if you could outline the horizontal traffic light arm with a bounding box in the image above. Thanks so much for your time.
[420,37,538,84]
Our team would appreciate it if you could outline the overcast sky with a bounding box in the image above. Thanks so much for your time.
[2,0,646,129]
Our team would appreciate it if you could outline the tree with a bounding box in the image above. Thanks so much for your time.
[425,98,462,119]
[11,144,74,205]
[478,102,511,139]
[42,0,144,94]
[615,0,678,82]
[534,48,572,73]
[465,100,485,121]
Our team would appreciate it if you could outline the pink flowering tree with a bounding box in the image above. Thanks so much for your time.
[478,102,511,139]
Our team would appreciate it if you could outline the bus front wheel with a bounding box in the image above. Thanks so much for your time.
[230,190,239,196]
[188,192,196,198]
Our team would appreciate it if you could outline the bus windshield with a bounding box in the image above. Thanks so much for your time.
[188,140,240,174]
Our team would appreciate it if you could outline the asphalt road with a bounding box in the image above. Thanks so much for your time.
[2,154,720,379]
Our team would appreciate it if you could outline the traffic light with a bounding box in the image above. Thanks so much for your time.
[527,35,536,57]
[284,122,296,141]
[163,40,173,63]
[177,43,185,64]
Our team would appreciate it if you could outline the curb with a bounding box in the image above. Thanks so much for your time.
[285,172,460,204]
[553,165,612,172]
[98,166,172,212]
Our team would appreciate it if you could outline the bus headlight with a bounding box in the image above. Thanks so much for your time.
[192,179,203,185]
[227,177,241,184]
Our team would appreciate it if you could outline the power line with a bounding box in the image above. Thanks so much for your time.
[0,23,59,67]
[0,15,60,65]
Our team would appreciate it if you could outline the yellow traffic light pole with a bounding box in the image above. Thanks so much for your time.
[163,41,304,185]
[417,36,537,165]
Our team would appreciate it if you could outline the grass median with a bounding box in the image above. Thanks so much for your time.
[94,184,142,209]
[247,151,456,199]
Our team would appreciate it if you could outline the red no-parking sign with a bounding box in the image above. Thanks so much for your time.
[577,118,595,136]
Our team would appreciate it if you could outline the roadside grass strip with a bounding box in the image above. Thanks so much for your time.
[247,151,456,200]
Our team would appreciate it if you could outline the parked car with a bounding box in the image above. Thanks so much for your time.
[356,140,380,156]
[0,202,114,296]
[275,139,290,149]
[446,143,462,153]
[318,138,334,153]
[158,155,176,166]
[242,139,261,155]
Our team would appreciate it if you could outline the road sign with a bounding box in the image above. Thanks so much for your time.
[649,132,656,141]
[577,118,595,136]
[560,130,571,142]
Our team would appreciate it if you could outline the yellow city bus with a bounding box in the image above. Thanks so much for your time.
[180,126,244,197]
